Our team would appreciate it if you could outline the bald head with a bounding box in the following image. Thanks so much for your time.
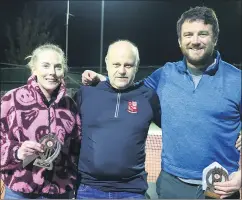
[105,40,139,90]
[106,40,140,66]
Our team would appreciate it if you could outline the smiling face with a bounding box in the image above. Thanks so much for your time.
[32,49,65,98]
[178,20,216,69]
[105,41,138,90]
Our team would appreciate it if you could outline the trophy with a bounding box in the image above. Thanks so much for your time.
[202,162,229,199]
[23,134,61,170]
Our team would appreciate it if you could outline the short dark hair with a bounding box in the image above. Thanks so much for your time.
[177,6,219,42]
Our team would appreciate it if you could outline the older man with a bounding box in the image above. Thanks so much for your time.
[82,6,241,199]
[75,40,161,199]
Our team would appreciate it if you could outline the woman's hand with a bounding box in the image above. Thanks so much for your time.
[17,141,44,160]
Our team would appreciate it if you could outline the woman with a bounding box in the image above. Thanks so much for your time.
[0,44,81,199]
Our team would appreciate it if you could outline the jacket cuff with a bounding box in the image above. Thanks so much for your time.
[13,147,22,162]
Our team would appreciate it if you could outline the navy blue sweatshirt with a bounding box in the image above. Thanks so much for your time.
[76,81,161,193]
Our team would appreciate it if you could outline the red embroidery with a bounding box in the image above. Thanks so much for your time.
[127,101,138,113]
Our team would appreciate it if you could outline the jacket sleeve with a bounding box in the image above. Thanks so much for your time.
[72,88,82,156]
[149,91,162,128]
[69,112,81,156]
[68,93,82,171]
[0,91,22,171]
[73,87,82,115]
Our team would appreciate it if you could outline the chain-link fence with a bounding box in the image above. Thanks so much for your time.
[0,64,161,97]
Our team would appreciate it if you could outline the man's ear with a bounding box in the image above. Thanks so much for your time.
[214,38,217,47]
[105,56,108,71]
[178,39,181,47]
[135,66,138,73]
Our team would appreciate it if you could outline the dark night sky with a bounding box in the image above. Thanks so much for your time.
[0,0,241,68]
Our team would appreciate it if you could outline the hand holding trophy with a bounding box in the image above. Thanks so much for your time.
[23,134,61,170]
[202,162,229,199]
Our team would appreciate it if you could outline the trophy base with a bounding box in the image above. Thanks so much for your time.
[33,159,53,170]
[204,190,221,199]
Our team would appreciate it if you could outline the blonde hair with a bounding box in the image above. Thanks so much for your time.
[106,40,140,66]
[25,43,68,73]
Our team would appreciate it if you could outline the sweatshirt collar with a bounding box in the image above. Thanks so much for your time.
[178,51,221,75]
[97,80,144,93]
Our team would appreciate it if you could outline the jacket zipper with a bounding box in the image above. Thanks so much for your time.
[46,105,53,195]
[114,93,121,118]
[48,107,51,134]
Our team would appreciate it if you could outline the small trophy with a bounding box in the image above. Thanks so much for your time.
[23,134,61,170]
[202,162,229,199]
